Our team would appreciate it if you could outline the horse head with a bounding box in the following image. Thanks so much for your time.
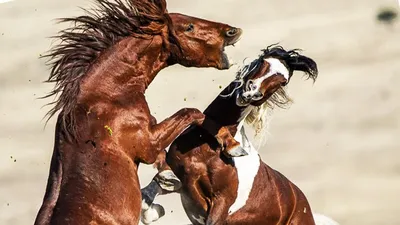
[235,44,318,107]
[168,13,242,70]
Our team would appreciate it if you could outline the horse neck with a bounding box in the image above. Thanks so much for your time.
[80,36,168,101]
[203,83,252,133]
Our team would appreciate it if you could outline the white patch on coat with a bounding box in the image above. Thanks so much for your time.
[228,121,261,215]
[242,57,289,99]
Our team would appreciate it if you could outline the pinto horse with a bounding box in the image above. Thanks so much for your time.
[34,0,245,224]
[140,45,331,225]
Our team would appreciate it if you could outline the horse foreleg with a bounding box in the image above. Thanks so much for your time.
[153,149,182,191]
[150,108,246,160]
[140,170,181,225]
[206,197,230,225]
[150,116,182,192]
[140,179,167,224]
[201,118,248,157]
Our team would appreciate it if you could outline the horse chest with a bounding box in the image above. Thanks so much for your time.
[228,128,261,215]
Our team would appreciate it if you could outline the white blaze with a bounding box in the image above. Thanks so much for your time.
[242,57,289,99]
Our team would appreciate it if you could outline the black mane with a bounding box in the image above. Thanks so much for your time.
[260,44,318,81]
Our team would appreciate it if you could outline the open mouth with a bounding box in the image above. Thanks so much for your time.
[221,44,238,69]
[236,94,248,107]
[221,49,230,69]
[221,28,242,69]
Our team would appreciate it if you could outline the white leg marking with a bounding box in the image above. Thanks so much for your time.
[141,203,165,225]
[191,214,206,225]
[313,213,340,225]
[228,122,261,215]
[141,180,162,211]
[141,180,166,224]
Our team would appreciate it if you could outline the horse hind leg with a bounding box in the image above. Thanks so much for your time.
[205,198,230,225]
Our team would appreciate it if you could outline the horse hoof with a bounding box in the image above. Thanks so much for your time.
[224,145,248,157]
[141,203,165,224]
[154,170,182,192]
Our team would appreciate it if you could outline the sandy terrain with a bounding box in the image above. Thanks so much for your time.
[0,0,399,224]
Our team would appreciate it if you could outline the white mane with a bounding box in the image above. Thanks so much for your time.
[243,102,274,147]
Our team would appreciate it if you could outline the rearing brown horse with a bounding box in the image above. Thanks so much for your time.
[34,0,243,224]
[141,45,324,225]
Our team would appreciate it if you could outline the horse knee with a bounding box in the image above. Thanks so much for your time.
[140,203,165,224]
[153,150,168,171]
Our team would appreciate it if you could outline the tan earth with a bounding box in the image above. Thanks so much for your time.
[0,0,399,224]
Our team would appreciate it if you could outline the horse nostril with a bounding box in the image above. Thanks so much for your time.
[247,80,257,90]
[226,28,238,37]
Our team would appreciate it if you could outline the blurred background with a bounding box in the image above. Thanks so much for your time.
[0,0,399,224]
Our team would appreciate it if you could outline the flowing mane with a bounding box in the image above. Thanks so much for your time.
[239,44,319,144]
[41,0,175,139]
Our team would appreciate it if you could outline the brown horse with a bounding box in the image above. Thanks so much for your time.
[34,0,244,224]
[141,45,322,225]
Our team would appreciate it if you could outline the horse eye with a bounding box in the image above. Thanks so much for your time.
[186,23,194,32]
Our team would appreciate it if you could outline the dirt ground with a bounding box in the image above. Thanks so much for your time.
[0,0,399,224]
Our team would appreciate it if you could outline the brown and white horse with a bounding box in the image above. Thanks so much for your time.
[34,0,245,224]
[140,45,338,225]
